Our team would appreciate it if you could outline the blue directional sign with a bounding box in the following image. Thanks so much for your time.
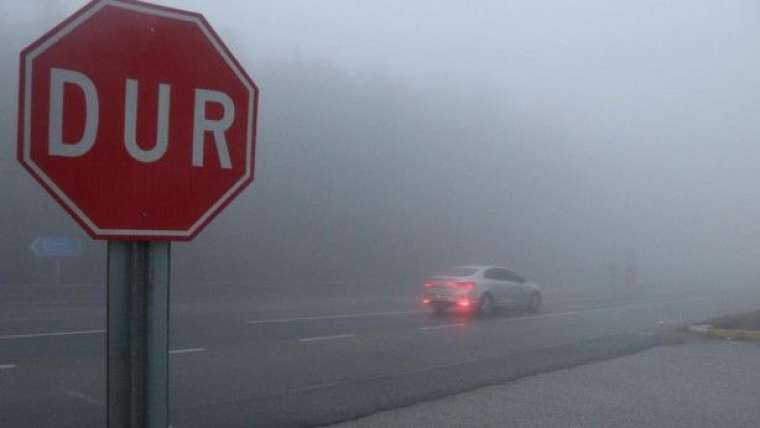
[29,237,82,257]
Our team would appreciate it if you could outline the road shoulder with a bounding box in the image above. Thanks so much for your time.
[331,338,760,428]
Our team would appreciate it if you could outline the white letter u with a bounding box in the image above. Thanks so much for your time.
[124,79,171,163]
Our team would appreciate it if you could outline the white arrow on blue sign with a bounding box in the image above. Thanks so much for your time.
[29,237,82,257]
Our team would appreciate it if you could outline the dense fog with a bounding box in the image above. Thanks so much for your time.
[1,0,759,299]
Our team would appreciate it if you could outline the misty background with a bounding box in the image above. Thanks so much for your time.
[1,0,759,299]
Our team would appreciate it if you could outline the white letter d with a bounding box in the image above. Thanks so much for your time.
[48,67,99,157]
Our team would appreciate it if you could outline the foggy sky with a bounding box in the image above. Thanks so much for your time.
[1,1,759,294]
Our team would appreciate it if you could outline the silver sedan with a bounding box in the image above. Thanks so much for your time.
[421,265,542,316]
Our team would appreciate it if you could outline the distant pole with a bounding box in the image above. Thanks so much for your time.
[107,241,170,428]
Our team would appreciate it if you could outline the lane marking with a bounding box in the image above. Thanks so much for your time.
[169,347,206,355]
[298,334,355,343]
[419,323,466,331]
[413,297,712,333]
[275,295,719,396]
[512,297,706,322]
[0,329,105,340]
[0,364,16,370]
[245,295,710,326]
[248,310,423,325]
[415,300,697,331]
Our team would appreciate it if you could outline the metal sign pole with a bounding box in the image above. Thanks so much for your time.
[107,241,171,428]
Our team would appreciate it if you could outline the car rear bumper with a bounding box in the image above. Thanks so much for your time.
[422,297,475,310]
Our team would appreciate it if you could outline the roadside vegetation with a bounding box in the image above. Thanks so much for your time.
[688,310,760,342]
[708,310,760,331]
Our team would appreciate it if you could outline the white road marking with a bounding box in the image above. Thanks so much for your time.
[0,364,16,370]
[298,334,355,343]
[246,296,703,327]
[514,297,703,322]
[415,298,709,332]
[248,310,423,325]
[169,347,206,355]
[282,302,684,394]
[0,329,105,340]
[274,296,719,396]
[419,323,466,331]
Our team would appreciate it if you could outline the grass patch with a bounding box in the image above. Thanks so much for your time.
[707,328,760,341]
[708,310,760,330]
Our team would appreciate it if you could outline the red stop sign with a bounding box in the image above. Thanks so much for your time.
[17,0,258,241]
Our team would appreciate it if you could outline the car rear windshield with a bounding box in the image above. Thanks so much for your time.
[440,267,479,277]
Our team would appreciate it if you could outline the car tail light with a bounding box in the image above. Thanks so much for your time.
[457,300,471,307]
[422,298,430,304]
[423,281,435,288]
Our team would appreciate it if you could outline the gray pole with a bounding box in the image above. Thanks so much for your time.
[107,241,171,428]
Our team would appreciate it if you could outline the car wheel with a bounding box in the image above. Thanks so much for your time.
[528,292,542,313]
[478,293,495,317]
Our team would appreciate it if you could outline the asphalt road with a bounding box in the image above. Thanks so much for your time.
[1,287,759,427]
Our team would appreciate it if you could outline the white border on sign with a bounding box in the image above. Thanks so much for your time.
[22,0,255,238]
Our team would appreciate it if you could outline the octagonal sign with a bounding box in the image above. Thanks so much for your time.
[17,0,258,240]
